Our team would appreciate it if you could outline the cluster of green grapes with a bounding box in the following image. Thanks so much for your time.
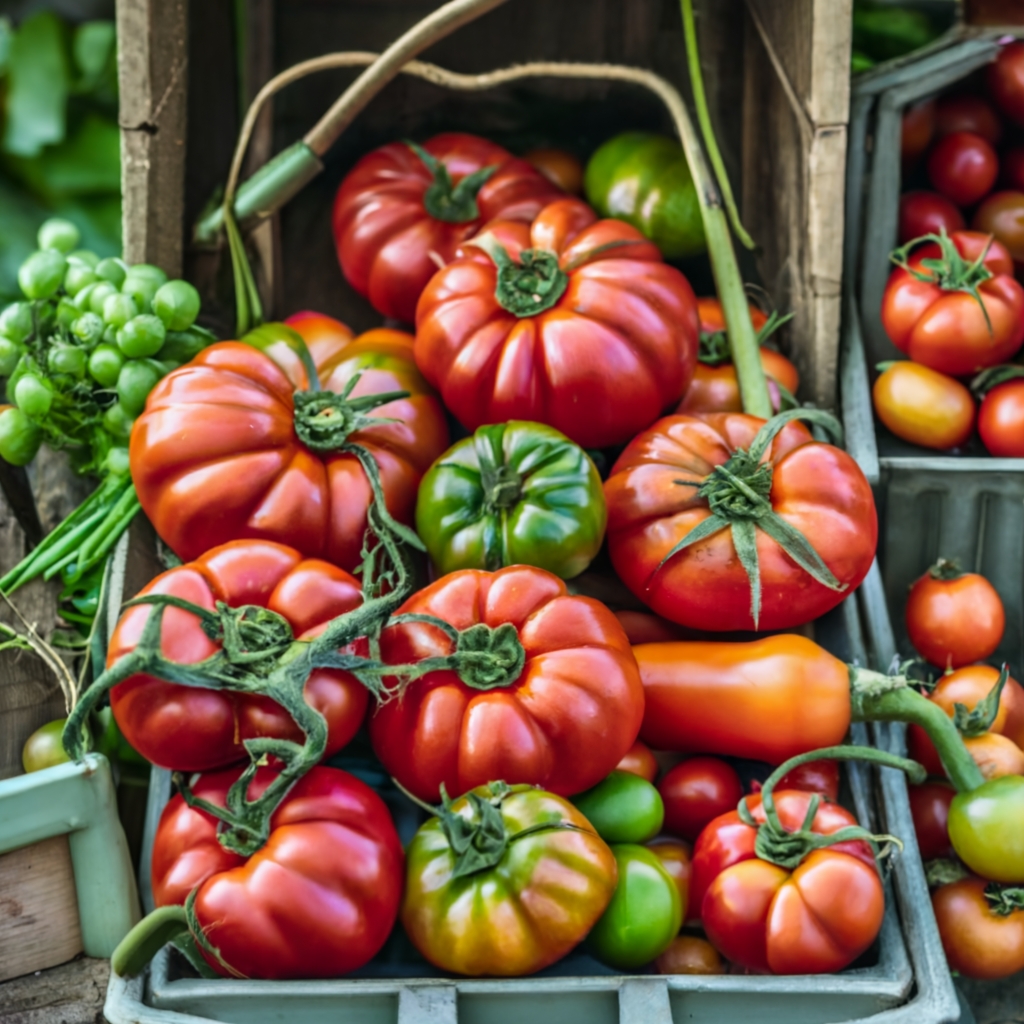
[0,218,212,473]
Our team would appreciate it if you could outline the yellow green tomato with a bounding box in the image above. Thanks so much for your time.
[949,776,1024,883]
[415,421,606,580]
[584,132,706,259]
[22,719,71,773]
[572,770,664,844]
[587,844,683,969]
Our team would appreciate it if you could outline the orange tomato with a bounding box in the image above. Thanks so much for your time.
[523,148,584,195]
[933,877,1024,980]
[679,350,799,415]
[616,739,659,782]
[872,362,976,450]
[649,837,693,912]
[654,935,724,975]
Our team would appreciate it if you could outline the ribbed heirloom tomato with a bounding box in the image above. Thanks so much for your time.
[107,540,369,771]
[414,197,700,449]
[369,564,644,802]
[332,132,562,323]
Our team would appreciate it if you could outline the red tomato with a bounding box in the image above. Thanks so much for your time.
[935,94,1003,144]
[988,41,1024,126]
[368,565,644,802]
[908,780,956,858]
[131,320,449,569]
[973,190,1024,263]
[332,133,562,323]
[872,362,976,450]
[655,935,724,975]
[898,192,965,245]
[753,760,840,802]
[108,541,368,772]
[881,231,1024,376]
[617,739,658,782]
[1002,146,1024,191]
[696,297,769,336]
[613,610,688,644]
[152,764,404,979]
[905,564,1005,668]
[980,377,1024,456]
[414,197,700,449]
[604,414,877,632]
[648,837,692,911]
[927,132,998,207]
[902,99,936,163]
[659,757,744,841]
[523,148,584,195]
[933,878,1024,979]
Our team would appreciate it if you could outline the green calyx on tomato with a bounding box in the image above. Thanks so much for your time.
[699,308,792,367]
[471,234,569,317]
[951,665,1007,738]
[406,141,499,224]
[972,364,1024,397]
[291,377,409,453]
[986,882,1024,916]
[572,770,665,844]
[656,406,847,626]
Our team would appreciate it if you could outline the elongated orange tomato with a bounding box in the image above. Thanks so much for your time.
[635,635,851,764]
[872,362,975,450]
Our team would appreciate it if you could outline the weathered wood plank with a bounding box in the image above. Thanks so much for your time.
[0,955,109,1024]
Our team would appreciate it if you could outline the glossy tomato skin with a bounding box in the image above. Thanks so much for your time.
[617,739,659,782]
[988,41,1024,126]
[402,784,617,976]
[764,760,841,802]
[524,148,583,194]
[898,191,965,245]
[949,774,1024,882]
[972,190,1024,262]
[927,132,998,206]
[932,878,1024,979]
[881,232,1024,377]
[22,719,70,773]
[872,362,975,450]
[935,94,1003,144]
[655,935,724,975]
[902,99,936,163]
[368,565,645,802]
[414,197,700,450]
[1003,146,1024,191]
[659,757,744,842]
[613,610,688,644]
[635,636,852,763]
[980,378,1024,456]
[908,781,956,858]
[648,837,692,911]
[332,133,561,323]
[152,765,404,979]
[572,770,664,844]
[905,569,1005,668]
[606,414,877,631]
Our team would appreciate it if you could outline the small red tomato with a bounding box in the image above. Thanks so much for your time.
[898,191,966,245]
[648,837,692,912]
[935,94,1003,145]
[902,99,936,163]
[872,362,976,450]
[523,148,584,195]
[752,760,840,802]
[927,132,998,206]
[908,780,956,858]
[1003,146,1024,191]
[617,739,658,783]
[988,41,1024,127]
[933,878,1024,979]
[659,757,744,842]
[654,935,724,975]
[979,377,1024,456]
[973,190,1024,263]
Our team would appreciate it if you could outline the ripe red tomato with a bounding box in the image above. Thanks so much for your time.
[752,760,840,802]
[659,757,744,841]
[933,878,1024,979]
[872,362,976,450]
[654,935,724,975]
[368,565,644,802]
[1002,146,1024,190]
[604,413,877,632]
[973,190,1024,263]
[108,540,368,772]
[980,377,1024,456]
[131,319,449,569]
[902,99,936,163]
[881,231,1024,376]
[988,41,1024,126]
[414,197,700,449]
[898,191,965,245]
[152,764,404,979]
[648,837,692,911]
[905,563,1005,668]
[332,133,561,323]
[613,609,689,644]
[935,94,1003,144]
[927,132,998,206]
[908,780,955,858]
[523,148,584,195]
[617,739,659,782]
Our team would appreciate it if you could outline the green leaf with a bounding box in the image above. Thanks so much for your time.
[655,512,730,572]
[0,18,13,76]
[3,12,71,157]
[758,512,846,593]
[731,519,761,626]
[72,22,115,92]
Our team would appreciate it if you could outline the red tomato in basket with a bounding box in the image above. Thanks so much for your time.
[908,780,956,859]
[927,132,998,207]
[935,94,1003,145]
[152,764,403,979]
[616,739,659,782]
[988,41,1024,127]
[659,757,744,841]
[979,377,1024,456]
[752,760,841,802]
[414,197,700,449]
[897,192,965,245]
[332,133,562,323]
[871,362,976,451]
[1002,147,1024,191]
[933,877,1024,980]
[901,99,936,164]
[973,190,1024,263]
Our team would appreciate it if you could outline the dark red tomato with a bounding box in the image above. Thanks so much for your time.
[933,878,1024,980]
[659,757,744,842]
[108,540,368,772]
[935,94,1003,144]
[973,190,1024,263]
[523,148,584,195]
[152,764,403,979]
[332,133,562,323]
[908,780,955,858]
[988,41,1024,127]
[617,739,658,782]
[980,377,1024,456]
[654,935,724,975]
[1002,146,1024,191]
[613,610,691,644]
[752,760,840,802]
[368,565,644,802]
[898,191,965,245]
[927,132,998,207]
[902,99,936,163]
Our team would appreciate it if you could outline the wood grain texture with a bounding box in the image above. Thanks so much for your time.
[0,955,109,1024]
[0,836,82,983]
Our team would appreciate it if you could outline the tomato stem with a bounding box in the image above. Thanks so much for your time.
[111,905,189,979]
[406,141,498,223]
[471,234,569,318]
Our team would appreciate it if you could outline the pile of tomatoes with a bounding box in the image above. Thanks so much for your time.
[875,41,1024,454]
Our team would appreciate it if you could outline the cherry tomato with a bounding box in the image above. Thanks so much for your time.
[872,362,975,450]
[523,148,584,194]
[906,563,1005,668]
[572,770,664,844]
[935,94,1003,144]
[21,719,71,773]
[753,760,840,802]
[979,377,1024,456]
[655,935,724,975]
[988,40,1024,126]
[908,780,955,858]
[901,99,936,163]
[898,191,965,245]
[1002,146,1024,190]
[973,190,1024,262]
[648,837,692,911]
[932,878,1024,979]
[659,757,744,842]
[616,739,658,782]
[927,132,998,206]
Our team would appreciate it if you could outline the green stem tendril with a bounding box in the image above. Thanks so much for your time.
[953,665,1007,738]
[223,199,264,337]
[699,308,794,366]
[927,557,965,582]
[655,407,845,627]
[406,141,498,223]
[111,905,190,978]
[985,881,1024,916]
[925,858,970,888]
[292,372,409,453]
[470,234,569,318]
[972,363,1024,397]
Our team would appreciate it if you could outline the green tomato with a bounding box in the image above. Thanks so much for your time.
[0,337,23,377]
[949,775,1024,883]
[88,281,119,316]
[587,844,683,969]
[103,292,139,329]
[572,770,664,845]
[104,445,131,477]
[69,249,100,269]
[19,250,68,300]
[37,218,81,254]
[117,359,162,416]
[64,262,98,297]
[56,297,79,329]
[126,263,168,286]
[102,324,119,346]
[102,401,135,440]
[48,344,86,379]
[21,718,71,773]
[95,257,128,288]
[152,280,201,331]
[117,314,166,359]
[0,406,42,465]
[72,312,105,348]
[121,275,158,313]
[416,421,606,579]
[0,302,34,344]
[14,375,53,419]
[584,132,707,259]
[88,344,125,388]
[73,282,99,312]
[157,325,214,365]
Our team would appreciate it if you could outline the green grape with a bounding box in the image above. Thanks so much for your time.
[0,337,23,376]
[101,401,135,440]
[116,359,162,416]
[95,257,127,288]
[64,262,98,297]
[47,344,86,379]
[14,374,53,419]
[104,446,131,477]
[37,218,81,254]
[125,263,168,286]
[88,345,124,388]
[152,280,200,331]
[88,281,118,315]
[18,250,67,300]
[71,313,105,348]
[0,302,34,344]
[116,315,166,359]
[102,293,138,329]
[120,276,158,312]
[56,298,79,329]
[73,283,99,311]
[0,407,42,466]
[68,250,99,269]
